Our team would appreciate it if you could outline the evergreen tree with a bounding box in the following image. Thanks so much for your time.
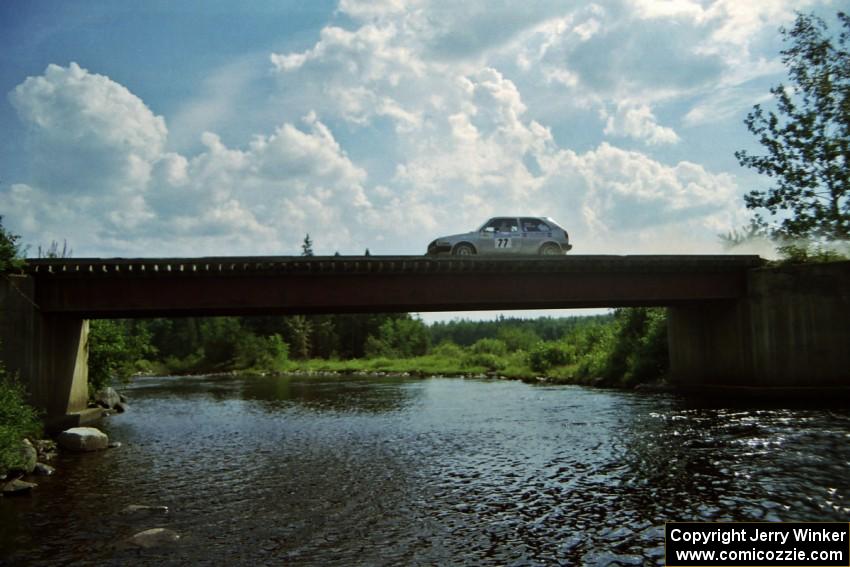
[286,316,312,359]
[301,234,314,256]
[288,233,316,357]
[736,12,850,240]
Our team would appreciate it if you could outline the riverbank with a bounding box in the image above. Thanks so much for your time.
[0,386,130,497]
[273,351,671,390]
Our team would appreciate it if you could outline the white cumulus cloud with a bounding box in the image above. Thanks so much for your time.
[602,102,680,145]
[9,62,166,198]
[4,63,377,256]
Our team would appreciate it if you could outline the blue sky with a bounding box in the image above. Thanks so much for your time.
[0,0,841,322]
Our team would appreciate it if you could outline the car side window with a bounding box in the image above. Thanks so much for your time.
[503,218,519,232]
[521,218,549,232]
[486,218,518,232]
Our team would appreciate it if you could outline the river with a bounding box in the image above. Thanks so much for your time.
[2,374,849,565]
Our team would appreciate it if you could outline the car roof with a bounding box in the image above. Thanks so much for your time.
[486,215,546,219]
[485,216,559,223]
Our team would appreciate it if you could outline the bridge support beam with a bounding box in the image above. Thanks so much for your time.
[669,262,850,391]
[0,275,93,429]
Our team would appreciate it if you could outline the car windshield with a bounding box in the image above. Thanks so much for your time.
[544,217,563,229]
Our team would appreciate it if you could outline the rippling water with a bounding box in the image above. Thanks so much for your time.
[2,374,850,566]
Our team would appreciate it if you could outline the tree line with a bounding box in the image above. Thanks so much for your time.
[86,311,632,390]
[85,305,671,392]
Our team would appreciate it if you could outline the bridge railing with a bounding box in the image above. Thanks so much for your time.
[24,255,765,278]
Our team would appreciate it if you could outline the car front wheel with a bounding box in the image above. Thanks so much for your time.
[539,243,561,255]
[453,243,476,256]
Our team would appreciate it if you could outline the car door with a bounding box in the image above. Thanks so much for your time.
[520,217,551,254]
[487,217,520,254]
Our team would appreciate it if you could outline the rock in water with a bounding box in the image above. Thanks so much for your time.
[126,528,180,548]
[57,427,109,452]
[17,439,37,474]
[2,479,37,496]
[122,504,170,515]
[33,462,55,476]
[33,439,57,457]
[94,387,122,409]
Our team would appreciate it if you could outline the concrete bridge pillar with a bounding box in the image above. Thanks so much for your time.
[668,261,850,391]
[0,275,92,427]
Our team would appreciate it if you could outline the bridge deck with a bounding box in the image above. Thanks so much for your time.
[24,255,764,317]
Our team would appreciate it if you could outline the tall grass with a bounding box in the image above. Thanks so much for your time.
[0,367,42,475]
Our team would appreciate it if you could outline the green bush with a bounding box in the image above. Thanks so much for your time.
[235,333,289,372]
[88,319,156,391]
[570,308,668,386]
[462,352,504,371]
[163,349,205,375]
[527,341,575,372]
[197,317,243,369]
[575,341,613,378]
[368,357,394,369]
[430,341,464,359]
[88,320,130,392]
[626,308,669,385]
[0,373,42,475]
[365,317,431,358]
[364,336,391,358]
[496,327,540,352]
[469,338,508,356]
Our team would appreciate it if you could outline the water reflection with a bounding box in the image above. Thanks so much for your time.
[121,373,244,403]
[635,401,850,518]
[2,375,849,566]
[242,374,417,414]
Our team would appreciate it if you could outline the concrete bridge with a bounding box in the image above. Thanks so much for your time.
[1,255,849,426]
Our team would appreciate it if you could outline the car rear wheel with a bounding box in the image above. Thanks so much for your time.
[539,243,561,255]
[453,243,476,256]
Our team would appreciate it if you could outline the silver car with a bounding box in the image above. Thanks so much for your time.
[427,216,573,256]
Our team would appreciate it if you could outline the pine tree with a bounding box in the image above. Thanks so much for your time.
[301,234,314,256]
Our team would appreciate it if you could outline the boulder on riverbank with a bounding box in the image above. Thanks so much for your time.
[94,387,122,410]
[17,439,37,474]
[57,427,109,452]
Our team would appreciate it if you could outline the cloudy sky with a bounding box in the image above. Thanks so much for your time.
[0,0,839,269]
